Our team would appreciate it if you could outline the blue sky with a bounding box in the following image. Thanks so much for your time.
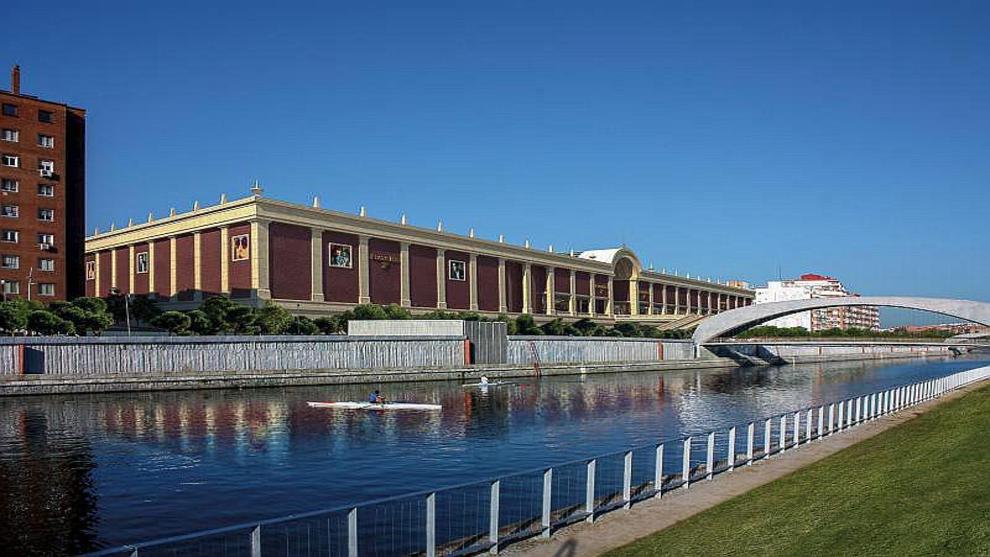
[3,1,988,324]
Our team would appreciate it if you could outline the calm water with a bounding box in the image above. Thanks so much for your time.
[1,356,987,554]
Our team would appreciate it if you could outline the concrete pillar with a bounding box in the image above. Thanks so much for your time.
[545,266,555,316]
[436,248,447,309]
[606,276,614,316]
[94,253,101,297]
[629,280,639,316]
[128,244,135,294]
[569,270,576,316]
[192,231,202,301]
[148,241,156,295]
[469,253,479,311]
[497,258,507,312]
[588,273,596,317]
[661,283,668,315]
[522,263,532,314]
[647,283,654,315]
[697,290,703,315]
[311,228,324,302]
[219,226,229,294]
[110,248,117,289]
[250,221,270,300]
[673,286,680,315]
[685,288,692,314]
[400,242,411,307]
[706,291,712,315]
[358,235,371,304]
[169,236,178,300]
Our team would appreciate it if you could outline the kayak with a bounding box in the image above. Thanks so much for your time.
[462,381,514,388]
[307,401,442,411]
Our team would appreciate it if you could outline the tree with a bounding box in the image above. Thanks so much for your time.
[52,304,89,334]
[496,314,518,335]
[254,302,293,334]
[65,297,114,335]
[383,304,412,320]
[186,310,212,335]
[351,304,388,320]
[514,314,542,335]
[0,301,28,334]
[26,310,75,336]
[129,295,162,326]
[541,318,567,336]
[201,296,238,334]
[313,316,341,335]
[225,305,256,334]
[286,316,320,335]
[152,311,192,335]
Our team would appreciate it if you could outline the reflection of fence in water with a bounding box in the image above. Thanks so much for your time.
[86,366,990,557]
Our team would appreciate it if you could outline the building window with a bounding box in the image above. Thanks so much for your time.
[38,110,54,124]
[38,283,55,297]
[1,255,18,269]
[1,154,18,168]
[328,242,352,268]
[38,208,53,221]
[86,260,95,280]
[1,129,18,142]
[39,258,54,272]
[37,184,53,196]
[1,104,16,117]
[2,280,19,295]
[1,205,18,218]
[136,252,149,274]
[37,233,54,246]
[38,134,54,149]
[39,160,54,176]
[0,179,17,193]
[231,234,250,261]
[1,230,17,243]
[448,259,466,281]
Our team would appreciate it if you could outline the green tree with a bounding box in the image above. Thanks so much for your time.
[64,297,114,335]
[286,315,320,335]
[496,314,519,335]
[129,295,162,326]
[225,305,256,334]
[541,318,567,336]
[383,304,412,320]
[514,314,542,335]
[201,296,238,333]
[0,301,28,334]
[313,316,341,334]
[351,304,389,320]
[152,311,192,335]
[186,310,213,335]
[254,302,293,334]
[27,310,75,336]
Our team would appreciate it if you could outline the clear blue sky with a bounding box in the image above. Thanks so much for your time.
[3,1,988,324]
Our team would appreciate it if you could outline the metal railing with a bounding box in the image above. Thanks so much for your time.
[84,365,990,557]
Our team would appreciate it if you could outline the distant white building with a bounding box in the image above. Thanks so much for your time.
[754,274,880,332]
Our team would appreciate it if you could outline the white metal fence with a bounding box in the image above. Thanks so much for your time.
[83,365,990,557]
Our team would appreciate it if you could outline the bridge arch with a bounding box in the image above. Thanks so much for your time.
[692,296,990,344]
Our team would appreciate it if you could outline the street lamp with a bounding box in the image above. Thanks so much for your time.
[110,287,132,337]
[0,279,6,302]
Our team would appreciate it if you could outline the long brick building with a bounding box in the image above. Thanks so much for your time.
[84,189,753,324]
[0,66,86,301]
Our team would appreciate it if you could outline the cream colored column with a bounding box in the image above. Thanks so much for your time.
[647,282,654,315]
[110,248,118,289]
[497,258,507,312]
[696,290,703,315]
[94,253,101,297]
[706,291,712,315]
[606,276,614,316]
[522,263,532,314]
[468,254,478,311]
[400,242,411,307]
[128,244,135,294]
[358,235,370,304]
[685,288,692,314]
[148,241,156,295]
[661,283,668,315]
[192,231,203,301]
[569,270,576,316]
[219,226,229,294]
[588,273,596,317]
[311,228,324,302]
[169,236,178,300]
[545,266,555,316]
[629,280,639,316]
[435,248,447,309]
[250,220,270,300]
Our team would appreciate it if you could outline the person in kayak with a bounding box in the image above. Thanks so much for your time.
[369,390,386,404]
[480,376,490,386]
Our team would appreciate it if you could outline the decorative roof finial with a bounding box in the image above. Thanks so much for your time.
[220,193,227,204]
[312,196,320,208]
[437,220,444,232]
[169,208,176,217]
[359,206,367,217]
[498,234,505,243]
[548,244,554,253]
[400,213,407,225]
[192,200,200,211]
[250,180,263,197]
[524,239,531,249]
[148,212,154,223]
[110,222,116,231]
[127,218,133,227]
[469,227,475,238]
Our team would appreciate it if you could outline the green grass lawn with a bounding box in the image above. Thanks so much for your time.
[606,382,990,557]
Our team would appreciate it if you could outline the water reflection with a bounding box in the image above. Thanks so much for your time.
[0,356,985,553]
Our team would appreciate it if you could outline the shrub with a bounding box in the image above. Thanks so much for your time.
[254,301,293,334]
[286,316,320,335]
[27,310,74,336]
[152,311,192,335]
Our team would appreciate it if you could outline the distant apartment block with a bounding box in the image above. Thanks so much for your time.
[755,273,880,332]
[0,66,86,301]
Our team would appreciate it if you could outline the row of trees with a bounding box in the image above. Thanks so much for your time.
[0,297,115,335]
[736,325,956,340]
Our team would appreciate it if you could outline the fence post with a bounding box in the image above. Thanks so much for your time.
[817,406,825,439]
[728,426,737,472]
[489,480,500,553]
[348,507,358,557]
[856,397,862,425]
[763,419,772,459]
[251,525,261,557]
[705,432,715,480]
[792,412,800,447]
[426,492,436,557]
[623,451,633,509]
[654,444,664,499]
[541,468,553,538]
[779,415,787,453]
[746,422,754,465]
[837,400,845,431]
[682,437,692,488]
[585,459,596,523]
[805,410,813,442]
[847,400,854,428]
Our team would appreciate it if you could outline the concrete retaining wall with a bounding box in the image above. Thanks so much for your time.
[508,337,694,364]
[0,345,18,375]
[0,336,466,375]
[709,342,957,364]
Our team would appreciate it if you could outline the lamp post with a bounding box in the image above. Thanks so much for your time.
[110,287,131,337]
[0,279,6,302]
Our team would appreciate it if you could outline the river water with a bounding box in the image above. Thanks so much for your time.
[0,355,986,554]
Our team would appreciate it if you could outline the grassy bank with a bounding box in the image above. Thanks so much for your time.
[607,382,990,557]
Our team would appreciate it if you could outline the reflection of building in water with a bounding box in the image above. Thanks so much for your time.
[0,408,99,554]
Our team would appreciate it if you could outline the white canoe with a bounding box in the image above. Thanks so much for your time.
[462,381,514,388]
[307,401,442,411]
